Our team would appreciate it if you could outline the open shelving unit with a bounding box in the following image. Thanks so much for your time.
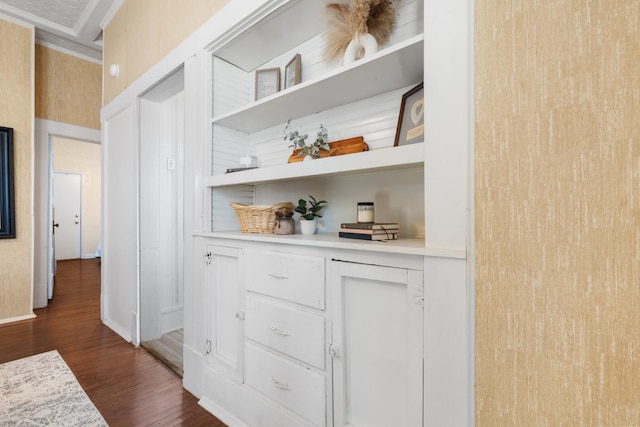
[206,0,427,252]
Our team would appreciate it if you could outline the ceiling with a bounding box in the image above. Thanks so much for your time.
[0,0,121,62]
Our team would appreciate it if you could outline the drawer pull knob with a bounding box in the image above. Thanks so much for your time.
[270,326,291,336]
[268,272,289,279]
[271,377,292,390]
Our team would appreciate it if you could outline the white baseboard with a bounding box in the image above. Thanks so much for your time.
[199,397,250,427]
[0,313,36,325]
[102,317,132,343]
[183,344,203,397]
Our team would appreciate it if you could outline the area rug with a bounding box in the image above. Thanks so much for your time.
[0,350,107,426]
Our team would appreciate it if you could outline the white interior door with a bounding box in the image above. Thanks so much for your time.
[53,172,82,260]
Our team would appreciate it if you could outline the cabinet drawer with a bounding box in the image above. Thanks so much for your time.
[245,297,325,369]
[245,250,325,309]
[245,343,326,427]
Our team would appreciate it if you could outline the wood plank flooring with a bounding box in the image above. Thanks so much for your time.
[142,329,184,377]
[0,259,226,427]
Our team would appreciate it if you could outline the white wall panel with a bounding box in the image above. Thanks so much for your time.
[102,103,138,343]
[255,168,425,237]
[211,185,254,231]
[212,56,250,117]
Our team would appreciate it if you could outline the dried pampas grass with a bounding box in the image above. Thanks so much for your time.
[323,0,396,65]
[324,4,351,65]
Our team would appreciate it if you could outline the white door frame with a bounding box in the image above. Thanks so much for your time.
[34,119,100,308]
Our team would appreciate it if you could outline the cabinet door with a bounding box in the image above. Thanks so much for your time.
[329,261,423,427]
[205,245,244,381]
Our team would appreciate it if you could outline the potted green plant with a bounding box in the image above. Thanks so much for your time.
[284,119,329,160]
[295,195,327,235]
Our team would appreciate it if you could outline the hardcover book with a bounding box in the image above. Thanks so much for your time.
[339,222,399,230]
[339,228,400,235]
[339,232,398,241]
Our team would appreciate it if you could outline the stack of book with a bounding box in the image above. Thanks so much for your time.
[339,222,399,241]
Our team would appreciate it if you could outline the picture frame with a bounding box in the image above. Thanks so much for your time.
[285,54,302,89]
[394,82,425,147]
[255,67,281,100]
[0,126,16,238]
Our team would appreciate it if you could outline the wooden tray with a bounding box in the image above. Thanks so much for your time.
[288,136,368,163]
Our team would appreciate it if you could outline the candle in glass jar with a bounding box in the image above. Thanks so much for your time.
[357,202,375,223]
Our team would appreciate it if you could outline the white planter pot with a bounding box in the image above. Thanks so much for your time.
[299,219,317,235]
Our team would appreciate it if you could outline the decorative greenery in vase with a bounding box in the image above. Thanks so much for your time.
[295,195,327,220]
[284,119,330,159]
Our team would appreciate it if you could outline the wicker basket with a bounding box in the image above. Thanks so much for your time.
[230,201,294,233]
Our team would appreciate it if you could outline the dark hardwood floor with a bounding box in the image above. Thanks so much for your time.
[0,258,226,427]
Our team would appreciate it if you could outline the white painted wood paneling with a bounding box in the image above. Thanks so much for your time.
[423,0,475,425]
[139,85,185,340]
[181,56,206,390]
[102,103,138,343]
[158,93,184,333]
[254,167,425,237]
[211,185,253,232]
[211,125,251,176]
[212,57,250,118]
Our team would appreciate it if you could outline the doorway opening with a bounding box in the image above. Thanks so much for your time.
[138,68,185,376]
[50,136,102,299]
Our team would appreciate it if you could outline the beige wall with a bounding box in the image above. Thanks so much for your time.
[103,0,229,104]
[35,45,101,130]
[476,0,640,425]
[0,23,101,321]
[0,18,33,321]
[53,137,101,257]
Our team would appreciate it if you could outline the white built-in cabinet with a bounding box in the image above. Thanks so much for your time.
[194,1,432,426]
[199,240,424,427]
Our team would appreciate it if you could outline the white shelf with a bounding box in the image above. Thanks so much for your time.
[196,231,427,256]
[205,142,424,187]
[193,231,466,259]
[212,35,424,133]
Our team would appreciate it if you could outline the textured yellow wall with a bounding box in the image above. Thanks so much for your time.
[476,0,640,425]
[0,19,33,321]
[103,0,229,104]
[35,45,101,130]
[53,137,101,256]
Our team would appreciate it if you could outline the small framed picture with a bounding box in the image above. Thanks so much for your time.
[394,82,424,146]
[284,54,302,89]
[255,68,281,100]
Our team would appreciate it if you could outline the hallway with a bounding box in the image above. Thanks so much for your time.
[0,259,224,426]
